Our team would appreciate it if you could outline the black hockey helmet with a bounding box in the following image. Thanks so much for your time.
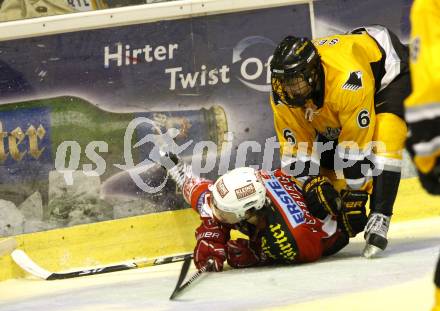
[270,36,323,108]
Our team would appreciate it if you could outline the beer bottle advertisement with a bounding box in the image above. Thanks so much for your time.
[0,96,228,229]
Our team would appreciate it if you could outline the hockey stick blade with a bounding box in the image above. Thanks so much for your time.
[169,255,192,300]
[12,249,192,280]
[169,258,213,300]
[0,238,18,257]
[11,249,52,279]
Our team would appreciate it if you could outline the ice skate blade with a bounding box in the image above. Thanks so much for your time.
[362,244,383,259]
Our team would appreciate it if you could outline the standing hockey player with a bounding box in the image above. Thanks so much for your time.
[162,154,367,271]
[404,0,440,310]
[269,25,411,258]
[405,0,440,194]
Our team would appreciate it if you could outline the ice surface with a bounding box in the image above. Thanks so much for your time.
[0,218,439,311]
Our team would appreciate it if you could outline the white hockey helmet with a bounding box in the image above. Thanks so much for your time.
[210,167,266,224]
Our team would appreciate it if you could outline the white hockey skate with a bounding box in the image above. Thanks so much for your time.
[362,213,391,258]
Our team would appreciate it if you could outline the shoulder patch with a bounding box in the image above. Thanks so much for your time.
[342,71,363,91]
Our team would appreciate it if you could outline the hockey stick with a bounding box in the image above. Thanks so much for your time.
[169,257,213,300]
[11,249,192,280]
[169,255,192,300]
[0,238,17,257]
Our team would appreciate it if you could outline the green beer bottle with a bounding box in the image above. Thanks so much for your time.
[0,96,228,206]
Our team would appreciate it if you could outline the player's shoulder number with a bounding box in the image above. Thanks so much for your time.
[357,109,370,128]
[283,128,296,144]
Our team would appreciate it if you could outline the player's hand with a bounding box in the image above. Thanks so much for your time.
[193,220,228,271]
[303,176,341,220]
[339,190,368,237]
[226,238,260,268]
[194,240,226,271]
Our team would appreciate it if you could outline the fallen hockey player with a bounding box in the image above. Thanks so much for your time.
[162,154,369,271]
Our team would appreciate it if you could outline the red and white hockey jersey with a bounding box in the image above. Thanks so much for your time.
[183,169,347,264]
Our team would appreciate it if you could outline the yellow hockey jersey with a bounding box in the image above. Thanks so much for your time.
[271,26,407,189]
[272,32,380,163]
[404,0,440,174]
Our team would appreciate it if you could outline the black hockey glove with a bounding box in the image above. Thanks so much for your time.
[339,190,368,237]
[303,176,341,220]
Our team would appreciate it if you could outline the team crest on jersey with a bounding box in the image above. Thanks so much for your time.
[322,127,341,140]
[342,71,363,91]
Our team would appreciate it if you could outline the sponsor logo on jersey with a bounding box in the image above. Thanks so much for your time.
[264,176,305,228]
[216,178,229,198]
[321,127,341,140]
[260,224,297,262]
[268,223,296,260]
[342,71,363,91]
[260,236,277,260]
[235,183,256,200]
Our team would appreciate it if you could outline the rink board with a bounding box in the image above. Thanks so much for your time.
[1,176,439,282]
[0,208,200,281]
